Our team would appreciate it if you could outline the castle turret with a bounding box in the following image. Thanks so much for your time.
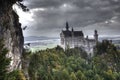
[71,27,74,38]
[86,35,90,51]
[71,27,74,48]
[71,27,74,32]
[94,30,98,42]
[86,35,88,40]
[66,22,69,31]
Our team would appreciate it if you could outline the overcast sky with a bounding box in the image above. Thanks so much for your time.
[16,0,120,37]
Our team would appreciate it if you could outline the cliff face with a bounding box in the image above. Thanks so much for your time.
[0,1,24,71]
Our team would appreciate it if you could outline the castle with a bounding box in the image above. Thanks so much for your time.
[60,22,98,53]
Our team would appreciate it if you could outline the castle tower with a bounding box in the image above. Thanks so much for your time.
[94,30,98,42]
[71,27,74,32]
[71,27,74,48]
[86,35,90,51]
[66,22,69,31]
[71,27,74,38]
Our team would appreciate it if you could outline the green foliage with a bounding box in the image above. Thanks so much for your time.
[70,72,77,80]
[28,47,88,80]
[6,70,26,80]
[95,40,117,55]
[76,70,86,80]
[0,39,11,80]
[95,40,120,72]
[94,74,103,80]
[27,44,120,80]
[65,47,87,59]
[103,69,116,80]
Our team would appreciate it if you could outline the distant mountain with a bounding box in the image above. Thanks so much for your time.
[99,36,120,41]
[24,36,59,41]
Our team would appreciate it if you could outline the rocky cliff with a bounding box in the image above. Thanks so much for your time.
[0,0,24,71]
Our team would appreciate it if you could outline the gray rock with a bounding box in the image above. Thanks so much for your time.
[0,1,24,71]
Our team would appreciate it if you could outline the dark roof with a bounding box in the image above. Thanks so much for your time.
[74,31,84,37]
[62,31,72,37]
[62,30,84,37]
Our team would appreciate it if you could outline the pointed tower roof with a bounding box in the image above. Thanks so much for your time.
[66,22,69,31]
[94,29,97,33]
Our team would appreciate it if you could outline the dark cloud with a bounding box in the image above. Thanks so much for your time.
[24,0,65,8]
[21,0,120,37]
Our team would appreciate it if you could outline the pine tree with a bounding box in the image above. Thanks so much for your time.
[0,39,11,80]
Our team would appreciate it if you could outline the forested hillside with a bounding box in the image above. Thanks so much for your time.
[22,41,120,80]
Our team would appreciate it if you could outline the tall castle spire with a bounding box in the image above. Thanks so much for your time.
[66,22,69,31]
[94,30,98,42]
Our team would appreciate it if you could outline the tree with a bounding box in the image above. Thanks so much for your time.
[70,72,77,80]
[6,70,26,80]
[103,69,116,80]
[76,70,86,80]
[94,74,103,80]
[16,0,29,12]
[0,39,11,80]
[62,69,70,80]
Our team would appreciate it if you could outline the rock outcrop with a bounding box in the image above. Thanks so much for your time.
[0,0,24,71]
